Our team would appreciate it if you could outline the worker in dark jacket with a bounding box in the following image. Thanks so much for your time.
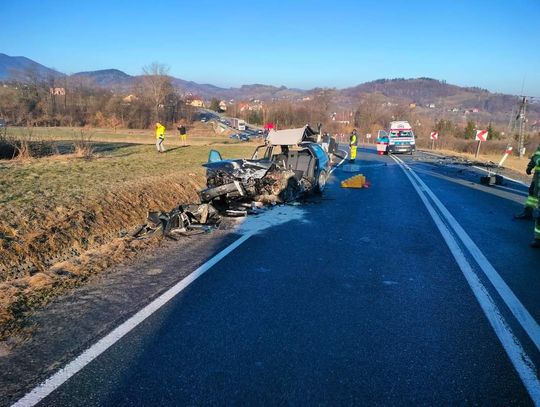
[349,129,358,163]
[527,144,540,248]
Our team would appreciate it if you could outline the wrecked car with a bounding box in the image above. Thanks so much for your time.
[199,126,331,210]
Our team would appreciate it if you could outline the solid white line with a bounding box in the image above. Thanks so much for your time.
[396,156,540,351]
[391,155,540,403]
[12,233,253,407]
[472,165,529,187]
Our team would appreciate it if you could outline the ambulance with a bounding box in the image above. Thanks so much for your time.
[385,121,416,154]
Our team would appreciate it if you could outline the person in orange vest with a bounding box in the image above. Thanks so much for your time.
[155,122,166,153]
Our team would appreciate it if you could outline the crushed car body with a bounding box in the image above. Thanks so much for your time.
[199,126,331,210]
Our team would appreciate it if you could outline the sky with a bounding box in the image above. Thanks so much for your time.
[1,0,539,95]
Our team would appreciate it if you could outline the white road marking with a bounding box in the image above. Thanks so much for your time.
[395,156,540,350]
[13,206,306,407]
[12,234,251,407]
[390,155,540,403]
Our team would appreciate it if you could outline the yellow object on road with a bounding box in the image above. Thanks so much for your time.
[341,174,366,189]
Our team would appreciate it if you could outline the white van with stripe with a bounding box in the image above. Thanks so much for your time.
[387,121,416,154]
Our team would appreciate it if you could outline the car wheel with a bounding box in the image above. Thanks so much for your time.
[315,170,327,194]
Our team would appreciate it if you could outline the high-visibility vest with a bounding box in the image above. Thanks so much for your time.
[533,151,540,171]
[350,134,357,146]
[155,124,166,139]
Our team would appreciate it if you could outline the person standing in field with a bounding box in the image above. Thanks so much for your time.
[155,122,166,153]
[177,124,187,146]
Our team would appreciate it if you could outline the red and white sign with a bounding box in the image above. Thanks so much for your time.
[430,131,438,140]
[366,133,372,139]
[475,129,489,142]
[498,146,513,167]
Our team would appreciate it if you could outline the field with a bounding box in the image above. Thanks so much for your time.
[0,126,257,338]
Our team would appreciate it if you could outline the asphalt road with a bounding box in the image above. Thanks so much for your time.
[14,148,540,406]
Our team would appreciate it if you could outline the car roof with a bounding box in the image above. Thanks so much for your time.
[266,125,317,146]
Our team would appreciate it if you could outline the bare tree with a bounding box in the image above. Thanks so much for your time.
[139,62,173,124]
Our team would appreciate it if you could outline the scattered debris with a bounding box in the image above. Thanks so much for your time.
[131,204,221,239]
[134,126,346,240]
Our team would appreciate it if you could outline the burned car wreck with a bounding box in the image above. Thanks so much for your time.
[199,126,331,211]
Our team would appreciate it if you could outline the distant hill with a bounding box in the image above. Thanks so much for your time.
[340,78,536,117]
[1,54,537,121]
[0,53,63,81]
[72,69,135,88]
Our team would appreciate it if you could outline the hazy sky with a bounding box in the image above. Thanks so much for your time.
[1,0,539,95]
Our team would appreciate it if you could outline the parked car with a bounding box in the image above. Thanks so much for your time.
[199,126,331,208]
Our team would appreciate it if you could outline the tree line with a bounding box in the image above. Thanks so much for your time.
[0,63,196,129]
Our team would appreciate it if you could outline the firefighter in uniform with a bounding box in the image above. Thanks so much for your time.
[527,144,540,248]
[514,145,540,221]
[349,129,358,163]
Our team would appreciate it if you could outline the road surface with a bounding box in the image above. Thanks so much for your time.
[10,148,540,406]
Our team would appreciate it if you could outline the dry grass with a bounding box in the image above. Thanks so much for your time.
[73,129,94,158]
[6,123,250,147]
[0,140,254,338]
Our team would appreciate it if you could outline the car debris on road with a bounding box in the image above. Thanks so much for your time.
[132,126,346,239]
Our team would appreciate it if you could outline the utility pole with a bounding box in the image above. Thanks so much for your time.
[517,96,527,158]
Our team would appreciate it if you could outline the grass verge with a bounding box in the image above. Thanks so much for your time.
[0,140,254,339]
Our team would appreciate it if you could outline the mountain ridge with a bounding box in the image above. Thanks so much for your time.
[1,53,535,119]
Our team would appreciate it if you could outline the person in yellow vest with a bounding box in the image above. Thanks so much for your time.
[155,122,166,153]
[349,129,358,163]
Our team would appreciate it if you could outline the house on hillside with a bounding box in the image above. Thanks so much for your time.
[49,87,65,96]
[219,100,227,111]
[122,94,138,103]
[187,97,205,108]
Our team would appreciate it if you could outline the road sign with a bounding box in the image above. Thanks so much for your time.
[430,131,438,140]
[475,129,488,142]
[366,133,371,139]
